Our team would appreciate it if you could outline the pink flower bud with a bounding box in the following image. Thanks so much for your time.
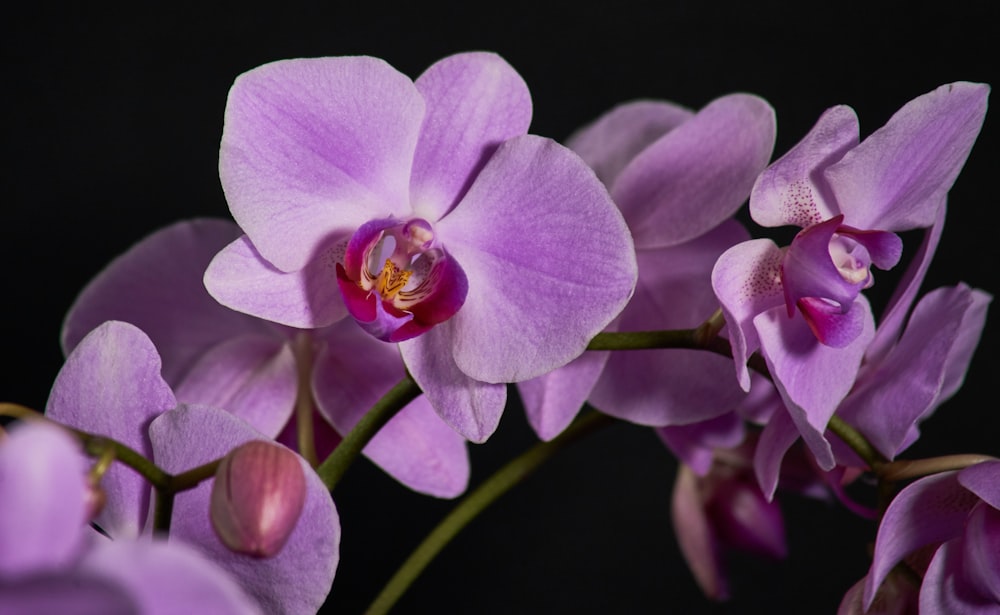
[210,440,307,558]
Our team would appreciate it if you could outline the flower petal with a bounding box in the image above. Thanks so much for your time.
[398,325,507,443]
[517,350,610,441]
[0,573,139,614]
[753,407,801,500]
[45,321,177,538]
[312,320,471,498]
[755,298,874,470]
[656,412,745,476]
[148,405,339,615]
[671,465,728,600]
[220,56,425,271]
[61,219,273,385]
[827,82,990,231]
[410,52,532,221]
[565,99,694,186]
[918,538,997,615]
[865,471,979,609]
[612,93,776,248]
[711,238,786,391]
[439,134,637,383]
[750,105,859,227]
[205,234,348,329]
[173,335,297,437]
[0,422,89,578]
[958,460,1000,510]
[960,502,1000,603]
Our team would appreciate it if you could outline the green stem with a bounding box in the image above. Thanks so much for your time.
[293,333,319,468]
[171,458,224,493]
[315,376,422,491]
[827,415,887,472]
[363,410,615,615]
[151,488,175,535]
[879,453,998,482]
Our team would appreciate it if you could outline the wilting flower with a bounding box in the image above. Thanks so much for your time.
[518,94,775,438]
[712,83,989,469]
[62,218,469,498]
[204,51,637,441]
[0,420,261,614]
[45,320,339,615]
[857,460,1000,613]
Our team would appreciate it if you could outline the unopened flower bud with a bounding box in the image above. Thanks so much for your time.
[210,440,306,558]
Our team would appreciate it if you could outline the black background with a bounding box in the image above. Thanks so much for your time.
[3,2,998,613]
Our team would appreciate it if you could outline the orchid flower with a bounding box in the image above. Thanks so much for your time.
[858,460,1000,613]
[62,218,469,498]
[712,83,989,470]
[517,94,776,438]
[0,420,262,614]
[203,51,638,442]
[45,320,340,615]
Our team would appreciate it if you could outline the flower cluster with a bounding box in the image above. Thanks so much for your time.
[1,51,995,613]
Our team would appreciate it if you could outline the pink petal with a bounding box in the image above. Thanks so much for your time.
[45,321,177,538]
[220,56,424,271]
[671,465,728,600]
[827,82,990,231]
[517,350,610,441]
[656,413,745,476]
[919,538,998,615]
[960,502,1000,603]
[750,105,859,227]
[438,134,637,383]
[205,234,348,329]
[612,93,776,248]
[753,407,801,500]
[958,460,1000,510]
[410,52,532,221]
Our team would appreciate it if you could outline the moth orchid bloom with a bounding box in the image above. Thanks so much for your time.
[204,52,637,442]
[0,421,261,615]
[713,82,989,470]
[46,321,340,615]
[518,94,775,438]
[860,460,1000,613]
[62,219,469,498]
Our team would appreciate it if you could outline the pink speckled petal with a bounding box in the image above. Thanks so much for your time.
[751,105,859,228]
[565,99,693,186]
[220,57,424,272]
[827,82,989,231]
[410,52,531,220]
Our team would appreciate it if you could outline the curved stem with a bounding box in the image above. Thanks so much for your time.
[315,375,422,491]
[363,410,615,615]
[827,415,888,472]
[171,458,224,493]
[293,332,319,468]
[879,454,999,482]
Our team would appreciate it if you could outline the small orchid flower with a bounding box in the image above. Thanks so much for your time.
[203,52,638,442]
[518,94,776,438]
[45,320,340,615]
[0,420,262,615]
[712,83,989,470]
[860,460,1000,613]
[62,218,469,498]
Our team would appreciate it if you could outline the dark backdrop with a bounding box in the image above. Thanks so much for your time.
[4,2,998,613]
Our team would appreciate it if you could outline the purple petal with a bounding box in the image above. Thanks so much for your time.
[839,574,918,615]
[313,320,471,497]
[961,502,1000,603]
[60,219,274,385]
[671,465,728,600]
[782,217,866,313]
[566,99,694,186]
[0,422,89,577]
[865,471,980,609]
[398,325,507,442]
[220,56,425,271]
[81,539,263,615]
[796,296,867,348]
[438,134,637,383]
[173,334,297,437]
[590,224,749,425]
[919,538,998,615]
[755,299,874,470]
[410,52,532,220]
[750,105,859,227]
[205,234,348,329]
[753,407,801,500]
[149,405,339,615]
[709,479,787,560]
[656,412,745,476]
[711,238,786,391]
[0,572,139,614]
[612,93,776,248]
[45,321,177,538]
[958,460,1000,510]
[827,82,990,231]
[840,285,988,458]
[517,350,610,441]
[937,287,992,403]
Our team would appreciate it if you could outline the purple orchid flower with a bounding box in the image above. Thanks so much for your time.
[752,282,990,497]
[858,460,1000,613]
[517,94,776,438]
[62,218,469,498]
[45,320,340,615]
[0,420,262,614]
[712,83,989,471]
[203,51,638,442]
